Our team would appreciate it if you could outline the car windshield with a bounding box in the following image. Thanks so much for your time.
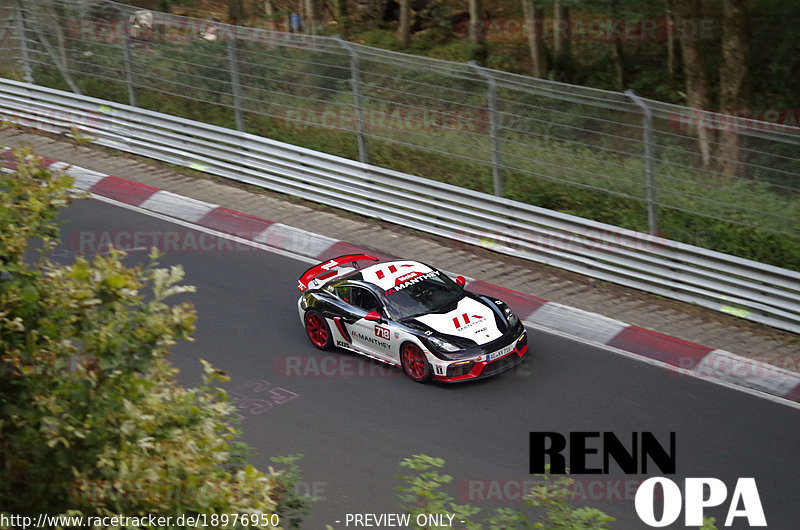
[381,270,463,319]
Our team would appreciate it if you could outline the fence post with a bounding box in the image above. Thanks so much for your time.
[21,2,81,95]
[13,0,33,83]
[335,36,368,165]
[625,89,658,236]
[469,61,503,197]
[226,25,245,132]
[121,36,137,107]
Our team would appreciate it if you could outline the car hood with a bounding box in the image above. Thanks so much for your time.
[412,296,502,345]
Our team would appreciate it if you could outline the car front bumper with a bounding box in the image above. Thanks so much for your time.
[432,330,528,383]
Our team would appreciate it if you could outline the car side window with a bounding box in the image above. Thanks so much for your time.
[350,287,382,314]
[335,284,351,303]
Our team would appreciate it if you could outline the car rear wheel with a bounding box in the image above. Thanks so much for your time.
[305,310,332,350]
[400,343,431,383]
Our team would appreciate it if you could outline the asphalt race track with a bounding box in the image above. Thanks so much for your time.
[55,197,800,529]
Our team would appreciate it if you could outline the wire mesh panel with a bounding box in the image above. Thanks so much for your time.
[353,45,493,189]
[4,0,800,270]
[490,71,647,207]
[0,2,24,77]
[645,100,800,261]
[1,78,798,333]
[233,30,353,144]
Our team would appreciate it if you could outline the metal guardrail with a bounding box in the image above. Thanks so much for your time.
[3,0,799,245]
[1,78,799,334]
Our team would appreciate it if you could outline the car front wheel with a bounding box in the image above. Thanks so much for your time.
[305,310,332,350]
[400,342,431,383]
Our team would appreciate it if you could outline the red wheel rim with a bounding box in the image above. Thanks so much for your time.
[306,313,328,347]
[402,344,426,379]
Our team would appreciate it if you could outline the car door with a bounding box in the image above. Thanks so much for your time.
[346,286,396,362]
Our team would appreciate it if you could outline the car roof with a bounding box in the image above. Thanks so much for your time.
[357,260,436,291]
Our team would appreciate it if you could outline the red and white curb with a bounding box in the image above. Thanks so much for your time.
[7,150,800,404]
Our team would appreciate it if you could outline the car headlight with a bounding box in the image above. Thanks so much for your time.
[427,336,461,353]
[503,305,519,327]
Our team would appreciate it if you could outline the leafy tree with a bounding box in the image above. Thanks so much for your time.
[397,455,719,529]
[525,468,615,528]
[396,454,484,529]
[0,149,308,527]
[396,455,612,529]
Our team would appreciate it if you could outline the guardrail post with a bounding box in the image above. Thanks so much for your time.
[2,77,797,333]
[226,25,245,132]
[121,35,137,107]
[469,61,503,197]
[625,89,658,236]
[13,0,33,83]
[335,36,368,165]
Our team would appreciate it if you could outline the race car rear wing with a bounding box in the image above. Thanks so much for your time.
[297,254,379,291]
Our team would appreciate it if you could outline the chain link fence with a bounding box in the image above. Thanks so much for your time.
[2,0,799,268]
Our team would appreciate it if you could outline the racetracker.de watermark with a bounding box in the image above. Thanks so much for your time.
[65,229,277,253]
[1,108,103,134]
[66,17,287,44]
[276,108,488,133]
[274,354,404,378]
[668,108,800,133]
[68,477,325,505]
[272,353,533,378]
[454,17,718,42]
[456,477,660,503]
[450,226,670,256]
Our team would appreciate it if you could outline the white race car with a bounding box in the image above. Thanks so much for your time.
[296,254,528,383]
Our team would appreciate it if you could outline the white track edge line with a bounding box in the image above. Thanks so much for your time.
[523,321,800,410]
[89,194,800,410]
[89,194,319,265]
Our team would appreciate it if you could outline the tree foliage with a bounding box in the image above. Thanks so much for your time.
[0,149,306,528]
[397,455,615,529]
[396,455,483,529]
[525,468,615,528]
[397,455,719,529]
[138,0,799,112]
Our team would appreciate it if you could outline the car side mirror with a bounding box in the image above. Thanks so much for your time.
[455,275,466,287]
[365,311,382,322]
